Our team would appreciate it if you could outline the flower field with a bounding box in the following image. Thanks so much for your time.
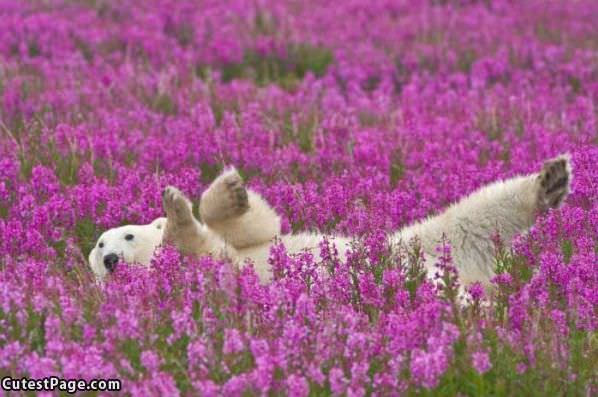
[0,0,597,395]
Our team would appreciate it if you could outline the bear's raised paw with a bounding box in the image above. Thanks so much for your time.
[162,186,194,226]
[537,155,571,211]
[200,168,249,224]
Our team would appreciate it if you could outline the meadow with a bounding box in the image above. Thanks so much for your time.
[0,0,597,395]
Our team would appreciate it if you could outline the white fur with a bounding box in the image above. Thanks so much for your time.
[392,175,539,286]
[90,157,571,293]
[224,175,537,287]
[88,217,166,278]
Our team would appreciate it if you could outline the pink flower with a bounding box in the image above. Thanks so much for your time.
[471,351,492,374]
[141,351,162,373]
[0,1,596,395]
[329,367,347,395]
[286,374,309,397]
[410,347,450,389]
[516,363,528,374]
[467,282,485,301]
[223,328,245,355]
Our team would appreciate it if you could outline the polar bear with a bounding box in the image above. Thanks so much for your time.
[88,217,167,279]
[89,155,571,291]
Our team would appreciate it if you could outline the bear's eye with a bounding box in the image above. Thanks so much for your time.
[99,242,104,248]
[125,234,134,241]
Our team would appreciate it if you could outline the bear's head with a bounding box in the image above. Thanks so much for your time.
[88,217,166,279]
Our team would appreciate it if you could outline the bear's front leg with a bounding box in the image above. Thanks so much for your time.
[163,186,195,227]
[162,186,206,254]
[162,185,238,260]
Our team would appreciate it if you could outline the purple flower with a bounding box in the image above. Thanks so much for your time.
[467,282,485,301]
[471,351,492,374]
[329,367,348,395]
[286,374,309,397]
[0,1,596,395]
[410,346,450,389]
[223,328,245,355]
[141,351,162,373]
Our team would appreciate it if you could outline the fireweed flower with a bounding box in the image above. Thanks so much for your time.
[286,374,309,397]
[410,346,450,389]
[471,350,492,374]
[223,328,245,355]
[467,282,485,301]
[0,0,596,395]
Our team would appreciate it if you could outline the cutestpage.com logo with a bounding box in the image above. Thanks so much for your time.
[1,376,122,394]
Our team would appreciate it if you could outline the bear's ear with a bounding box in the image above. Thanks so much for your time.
[151,217,167,230]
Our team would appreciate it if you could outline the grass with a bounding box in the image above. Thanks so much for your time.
[197,43,334,89]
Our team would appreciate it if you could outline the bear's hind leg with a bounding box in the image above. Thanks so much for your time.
[200,168,250,225]
[536,154,571,211]
[199,168,281,249]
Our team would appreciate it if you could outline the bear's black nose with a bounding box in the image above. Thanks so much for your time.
[103,253,119,272]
